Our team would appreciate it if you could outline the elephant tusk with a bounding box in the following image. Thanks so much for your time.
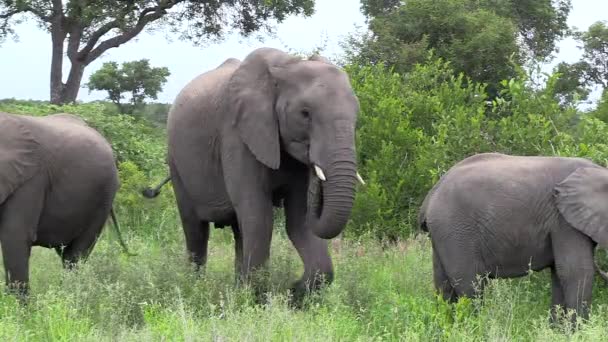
[314,165,326,181]
[356,172,365,185]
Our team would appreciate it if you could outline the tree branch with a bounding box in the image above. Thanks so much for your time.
[0,5,51,21]
[77,19,120,58]
[77,0,140,59]
[67,22,82,60]
[0,9,21,19]
[84,2,182,65]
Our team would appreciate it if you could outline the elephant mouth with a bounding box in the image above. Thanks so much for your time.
[307,168,324,219]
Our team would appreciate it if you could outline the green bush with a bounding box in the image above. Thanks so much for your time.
[346,58,608,240]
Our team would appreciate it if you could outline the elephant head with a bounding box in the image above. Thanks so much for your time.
[225,47,363,239]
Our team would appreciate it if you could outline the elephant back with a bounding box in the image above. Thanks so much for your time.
[29,114,115,161]
[0,113,42,205]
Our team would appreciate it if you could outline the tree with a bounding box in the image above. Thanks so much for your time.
[345,0,571,96]
[550,21,608,105]
[86,59,170,114]
[591,89,608,123]
[0,0,315,104]
[552,61,591,104]
[575,21,608,88]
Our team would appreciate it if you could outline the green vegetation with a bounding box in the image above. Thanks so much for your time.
[2,51,608,337]
[345,0,572,97]
[0,225,608,340]
[2,0,608,338]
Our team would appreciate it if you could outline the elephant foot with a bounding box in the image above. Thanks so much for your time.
[288,273,333,308]
[549,306,585,332]
[5,283,29,305]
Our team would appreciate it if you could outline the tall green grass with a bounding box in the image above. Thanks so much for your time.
[1,207,607,341]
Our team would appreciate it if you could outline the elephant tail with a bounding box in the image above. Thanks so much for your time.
[418,187,436,233]
[142,175,172,198]
[110,207,137,256]
[418,174,450,233]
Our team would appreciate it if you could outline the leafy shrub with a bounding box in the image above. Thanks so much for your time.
[346,58,608,240]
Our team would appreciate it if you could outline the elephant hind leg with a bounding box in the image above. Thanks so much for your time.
[58,206,111,269]
[432,235,488,301]
[433,248,457,303]
[0,176,45,299]
[171,165,210,270]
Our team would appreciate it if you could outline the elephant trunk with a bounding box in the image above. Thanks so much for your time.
[307,148,358,239]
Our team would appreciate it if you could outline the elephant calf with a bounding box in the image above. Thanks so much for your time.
[419,152,608,322]
[0,112,130,298]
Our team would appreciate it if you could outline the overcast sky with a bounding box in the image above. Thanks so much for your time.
[0,0,606,104]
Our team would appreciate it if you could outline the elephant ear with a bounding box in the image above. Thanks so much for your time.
[228,48,298,170]
[554,167,608,248]
[0,113,41,205]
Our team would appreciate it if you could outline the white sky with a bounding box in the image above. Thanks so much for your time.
[0,0,606,104]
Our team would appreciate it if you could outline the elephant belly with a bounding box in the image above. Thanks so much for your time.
[170,158,234,224]
[481,223,555,278]
[34,184,112,248]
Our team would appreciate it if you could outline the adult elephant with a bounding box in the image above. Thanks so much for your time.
[143,47,364,296]
[0,112,131,298]
[418,152,608,322]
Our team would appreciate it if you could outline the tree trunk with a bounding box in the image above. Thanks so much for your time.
[60,61,86,104]
[49,15,66,104]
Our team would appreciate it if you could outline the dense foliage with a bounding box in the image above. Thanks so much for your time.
[346,0,571,97]
[347,57,608,240]
[554,20,608,102]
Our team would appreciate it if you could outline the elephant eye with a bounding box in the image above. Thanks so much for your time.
[300,109,310,119]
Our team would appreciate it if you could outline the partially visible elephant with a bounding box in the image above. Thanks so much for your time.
[419,152,608,321]
[143,47,364,297]
[0,112,131,298]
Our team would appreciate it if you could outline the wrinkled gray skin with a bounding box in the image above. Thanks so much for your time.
[0,112,130,299]
[419,152,608,322]
[144,48,361,297]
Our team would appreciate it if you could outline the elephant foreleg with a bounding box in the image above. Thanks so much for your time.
[285,184,334,301]
[232,222,243,280]
[550,266,566,323]
[234,199,274,287]
[551,228,595,322]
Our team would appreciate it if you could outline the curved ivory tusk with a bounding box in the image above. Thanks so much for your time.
[356,172,365,185]
[314,165,326,181]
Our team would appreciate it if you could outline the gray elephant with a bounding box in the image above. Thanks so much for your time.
[0,112,131,298]
[143,47,364,297]
[418,152,608,321]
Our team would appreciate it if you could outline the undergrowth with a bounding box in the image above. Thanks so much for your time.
[0,208,607,341]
